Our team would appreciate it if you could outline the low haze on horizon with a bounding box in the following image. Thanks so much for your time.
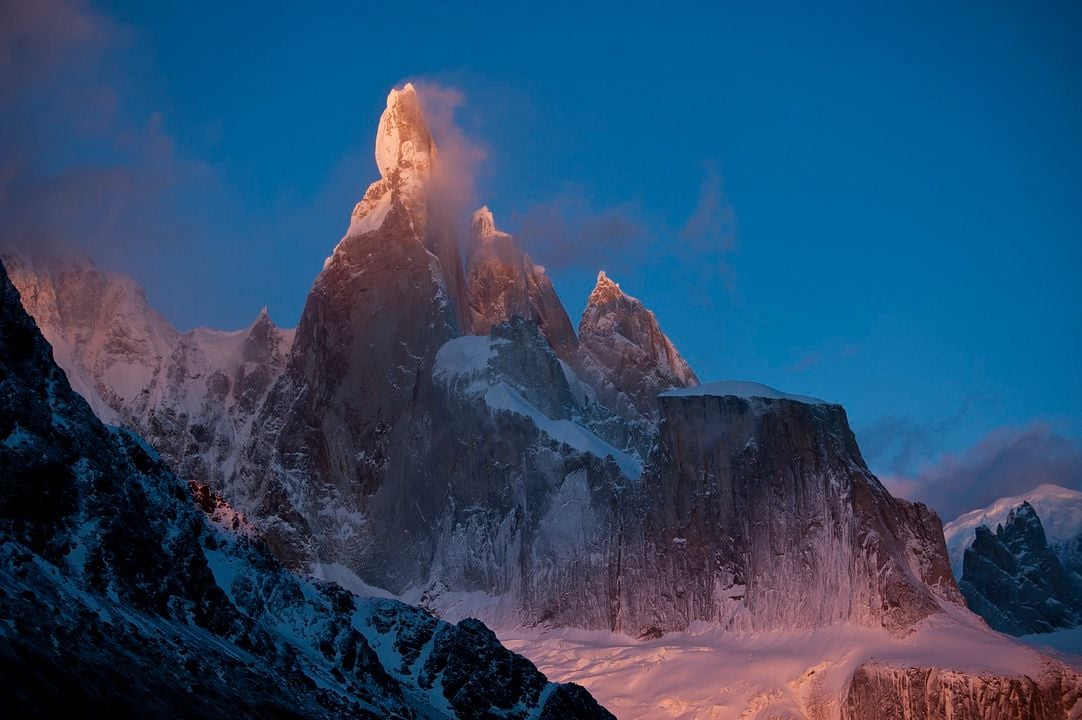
[1,0,1079,519]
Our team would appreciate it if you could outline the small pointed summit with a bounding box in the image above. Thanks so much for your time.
[589,270,626,304]
[578,272,698,421]
[471,206,501,239]
[471,206,513,245]
[343,83,437,239]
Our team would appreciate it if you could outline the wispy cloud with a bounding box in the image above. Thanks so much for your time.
[511,189,651,272]
[879,422,1082,520]
[858,397,974,477]
[509,162,739,301]
[0,0,220,293]
[411,80,489,229]
[0,0,116,90]
[680,161,737,253]
[786,342,859,373]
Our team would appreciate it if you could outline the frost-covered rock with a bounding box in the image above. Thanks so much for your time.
[2,249,294,499]
[0,258,613,719]
[959,502,1082,635]
[844,662,1082,720]
[944,484,1082,579]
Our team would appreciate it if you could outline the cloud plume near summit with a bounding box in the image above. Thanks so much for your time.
[509,165,739,297]
[409,80,489,232]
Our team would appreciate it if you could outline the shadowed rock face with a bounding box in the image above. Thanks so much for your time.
[611,392,962,635]
[236,85,466,568]
[466,206,579,365]
[0,258,614,720]
[960,503,1082,635]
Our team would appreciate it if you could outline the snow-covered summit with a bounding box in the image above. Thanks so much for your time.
[2,250,294,496]
[944,483,1082,578]
[660,380,829,405]
[374,82,435,181]
[341,83,437,241]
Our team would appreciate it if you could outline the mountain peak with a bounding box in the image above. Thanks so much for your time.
[342,84,437,240]
[589,270,627,304]
[578,271,699,421]
[375,82,435,183]
[250,305,279,332]
[471,205,506,240]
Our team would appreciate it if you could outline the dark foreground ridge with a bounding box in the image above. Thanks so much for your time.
[0,257,614,719]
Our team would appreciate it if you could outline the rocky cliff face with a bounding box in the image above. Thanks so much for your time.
[0,257,613,719]
[235,84,467,568]
[2,249,293,496]
[959,503,1082,635]
[606,383,961,635]
[466,207,579,366]
[577,271,698,435]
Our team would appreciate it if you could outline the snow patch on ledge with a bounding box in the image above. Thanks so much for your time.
[434,335,643,479]
[434,334,509,386]
[347,188,393,238]
[660,380,828,406]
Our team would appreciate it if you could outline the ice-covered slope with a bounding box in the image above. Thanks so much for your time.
[434,328,641,480]
[0,257,613,719]
[945,484,1082,578]
[3,250,180,421]
[661,379,827,404]
[502,605,1080,720]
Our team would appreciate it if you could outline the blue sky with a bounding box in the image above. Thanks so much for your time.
[1,0,1079,517]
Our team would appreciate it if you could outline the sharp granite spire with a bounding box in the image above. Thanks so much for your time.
[465,205,579,364]
[345,83,437,239]
[374,83,436,182]
[577,270,699,422]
